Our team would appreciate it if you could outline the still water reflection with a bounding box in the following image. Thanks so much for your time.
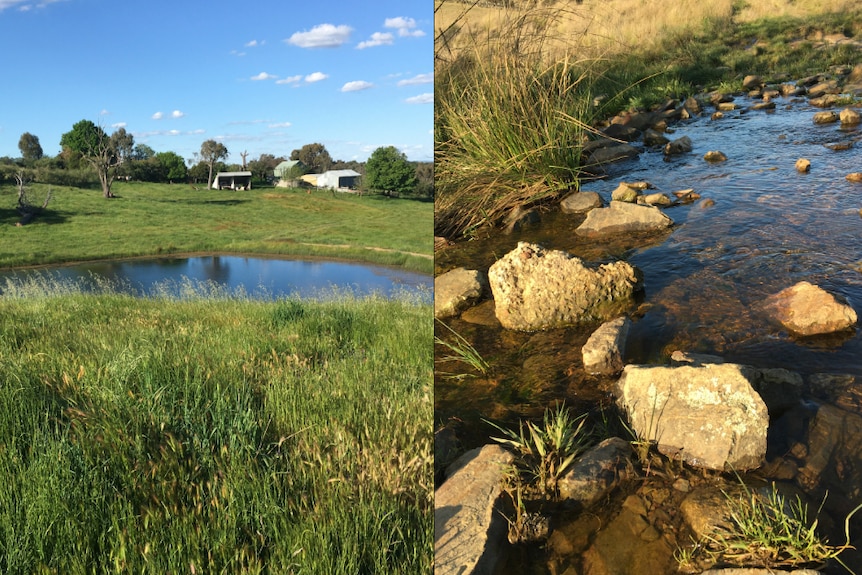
[0,255,431,299]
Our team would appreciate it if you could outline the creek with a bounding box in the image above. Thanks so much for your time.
[435,96,862,573]
[0,255,432,299]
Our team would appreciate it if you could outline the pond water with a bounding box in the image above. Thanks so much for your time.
[0,255,432,299]
[435,96,862,573]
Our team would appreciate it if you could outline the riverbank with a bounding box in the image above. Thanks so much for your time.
[0,181,433,274]
[0,282,433,573]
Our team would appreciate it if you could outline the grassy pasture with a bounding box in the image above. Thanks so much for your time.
[0,181,433,273]
[0,281,432,573]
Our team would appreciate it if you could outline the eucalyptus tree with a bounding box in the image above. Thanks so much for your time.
[200,139,229,189]
[59,120,134,198]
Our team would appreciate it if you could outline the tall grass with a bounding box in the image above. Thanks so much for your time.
[435,4,600,238]
[0,280,432,573]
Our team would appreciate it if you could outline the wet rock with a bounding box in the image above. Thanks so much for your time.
[709,92,734,106]
[576,201,674,238]
[602,123,642,142]
[780,83,805,97]
[586,142,640,165]
[807,79,839,98]
[611,182,640,203]
[751,100,776,111]
[643,128,670,147]
[716,102,737,111]
[698,198,716,208]
[639,192,672,207]
[503,205,540,234]
[711,111,724,120]
[670,350,725,365]
[840,107,862,126]
[558,437,632,504]
[764,281,857,336]
[704,150,727,162]
[796,158,811,172]
[825,141,853,151]
[748,367,804,418]
[813,110,839,124]
[616,363,769,470]
[664,135,693,156]
[684,96,702,115]
[487,242,643,331]
[435,444,514,575]
[809,94,840,108]
[742,75,763,90]
[460,300,501,327]
[435,268,487,319]
[582,316,631,375]
[847,172,862,183]
[560,190,602,214]
[672,189,700,203]
[797,404,862,508]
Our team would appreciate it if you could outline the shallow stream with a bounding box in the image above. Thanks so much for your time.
[435,96,862,573]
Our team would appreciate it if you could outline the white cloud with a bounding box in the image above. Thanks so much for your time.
[304,71,328,83]
[251,71,277,81]
[341,80,374,92]
[357,31,393,50]
[171,110,184,119]
[276,75,302,85]
[397,73,433,86]
[230,50,246,57]
[384,16,426,38]
[268,122,292,129]
[405,93,433,104]
[152,111,164,120]
[168,130,180,136]
[286,24,351,48]
[0,0,65,11]
[111,122,126,129]
[99,109,110,116]
[245,39,264,47]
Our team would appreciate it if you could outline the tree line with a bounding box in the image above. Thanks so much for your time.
[2,120,433,199]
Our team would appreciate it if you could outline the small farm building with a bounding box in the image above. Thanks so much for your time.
[316,169,361,190]
[274,160,306,179]
[212,171,252,190]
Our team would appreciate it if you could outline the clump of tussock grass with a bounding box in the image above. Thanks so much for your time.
[435,3,600,238]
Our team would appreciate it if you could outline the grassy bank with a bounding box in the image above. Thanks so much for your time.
[0,181,432,274]
[434,0,862,238]
[0,279,432,573]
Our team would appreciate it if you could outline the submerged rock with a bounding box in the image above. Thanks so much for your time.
[434,267,487,319]
[615,363,769,470]
[764,280,857,336]
[487,242,643,331]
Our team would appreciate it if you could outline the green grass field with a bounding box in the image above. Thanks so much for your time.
[0,281,432,573]
[1,181,433,273]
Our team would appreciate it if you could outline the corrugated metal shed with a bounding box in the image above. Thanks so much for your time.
[211,171,252,190]
[316,169,361,189]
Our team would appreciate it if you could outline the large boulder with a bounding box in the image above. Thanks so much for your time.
[615,363,769,470]
[582,316,631,375]
[664,135,693,156]
[487,242,643,331]
[435,445,514,575]
[434,267,487,319]
[575,200,673,238]
[764,281,857,336]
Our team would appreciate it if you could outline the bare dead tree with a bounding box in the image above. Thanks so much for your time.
[240,150,249,170]
[14,171,52,225]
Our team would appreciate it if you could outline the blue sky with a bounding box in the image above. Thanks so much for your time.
[0,0,432,164]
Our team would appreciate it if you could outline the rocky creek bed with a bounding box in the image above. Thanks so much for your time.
[435,66,862,575]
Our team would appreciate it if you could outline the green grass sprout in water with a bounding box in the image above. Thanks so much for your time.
[0,280,432,573]
[434,320,490,379]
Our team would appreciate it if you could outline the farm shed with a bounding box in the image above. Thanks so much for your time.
[274,160,306,179]
[211,171,252,190]
[316,169,361,190]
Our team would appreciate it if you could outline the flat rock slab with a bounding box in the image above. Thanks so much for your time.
[615,363,769,470]
[435,445,514,575]
[764,280,857,336]
[576,201,673,238]
[488,242,643,331]
[435,267,486,319]
[560,191,602,214]
[582,316,631,375]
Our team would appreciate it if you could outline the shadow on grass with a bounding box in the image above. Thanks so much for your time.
[154,197,252,207]
[0,208,71,226]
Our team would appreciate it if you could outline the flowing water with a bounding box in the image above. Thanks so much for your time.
[435,97,862,573]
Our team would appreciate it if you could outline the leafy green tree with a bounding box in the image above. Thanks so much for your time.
[365,146,417,196]
[18,132,43,163]
[132,143,156,161]
[248,153,282,183]
[200,139,229,189]
[290,143,332,173]
[155,151,188,183]
[60,120,134,198]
